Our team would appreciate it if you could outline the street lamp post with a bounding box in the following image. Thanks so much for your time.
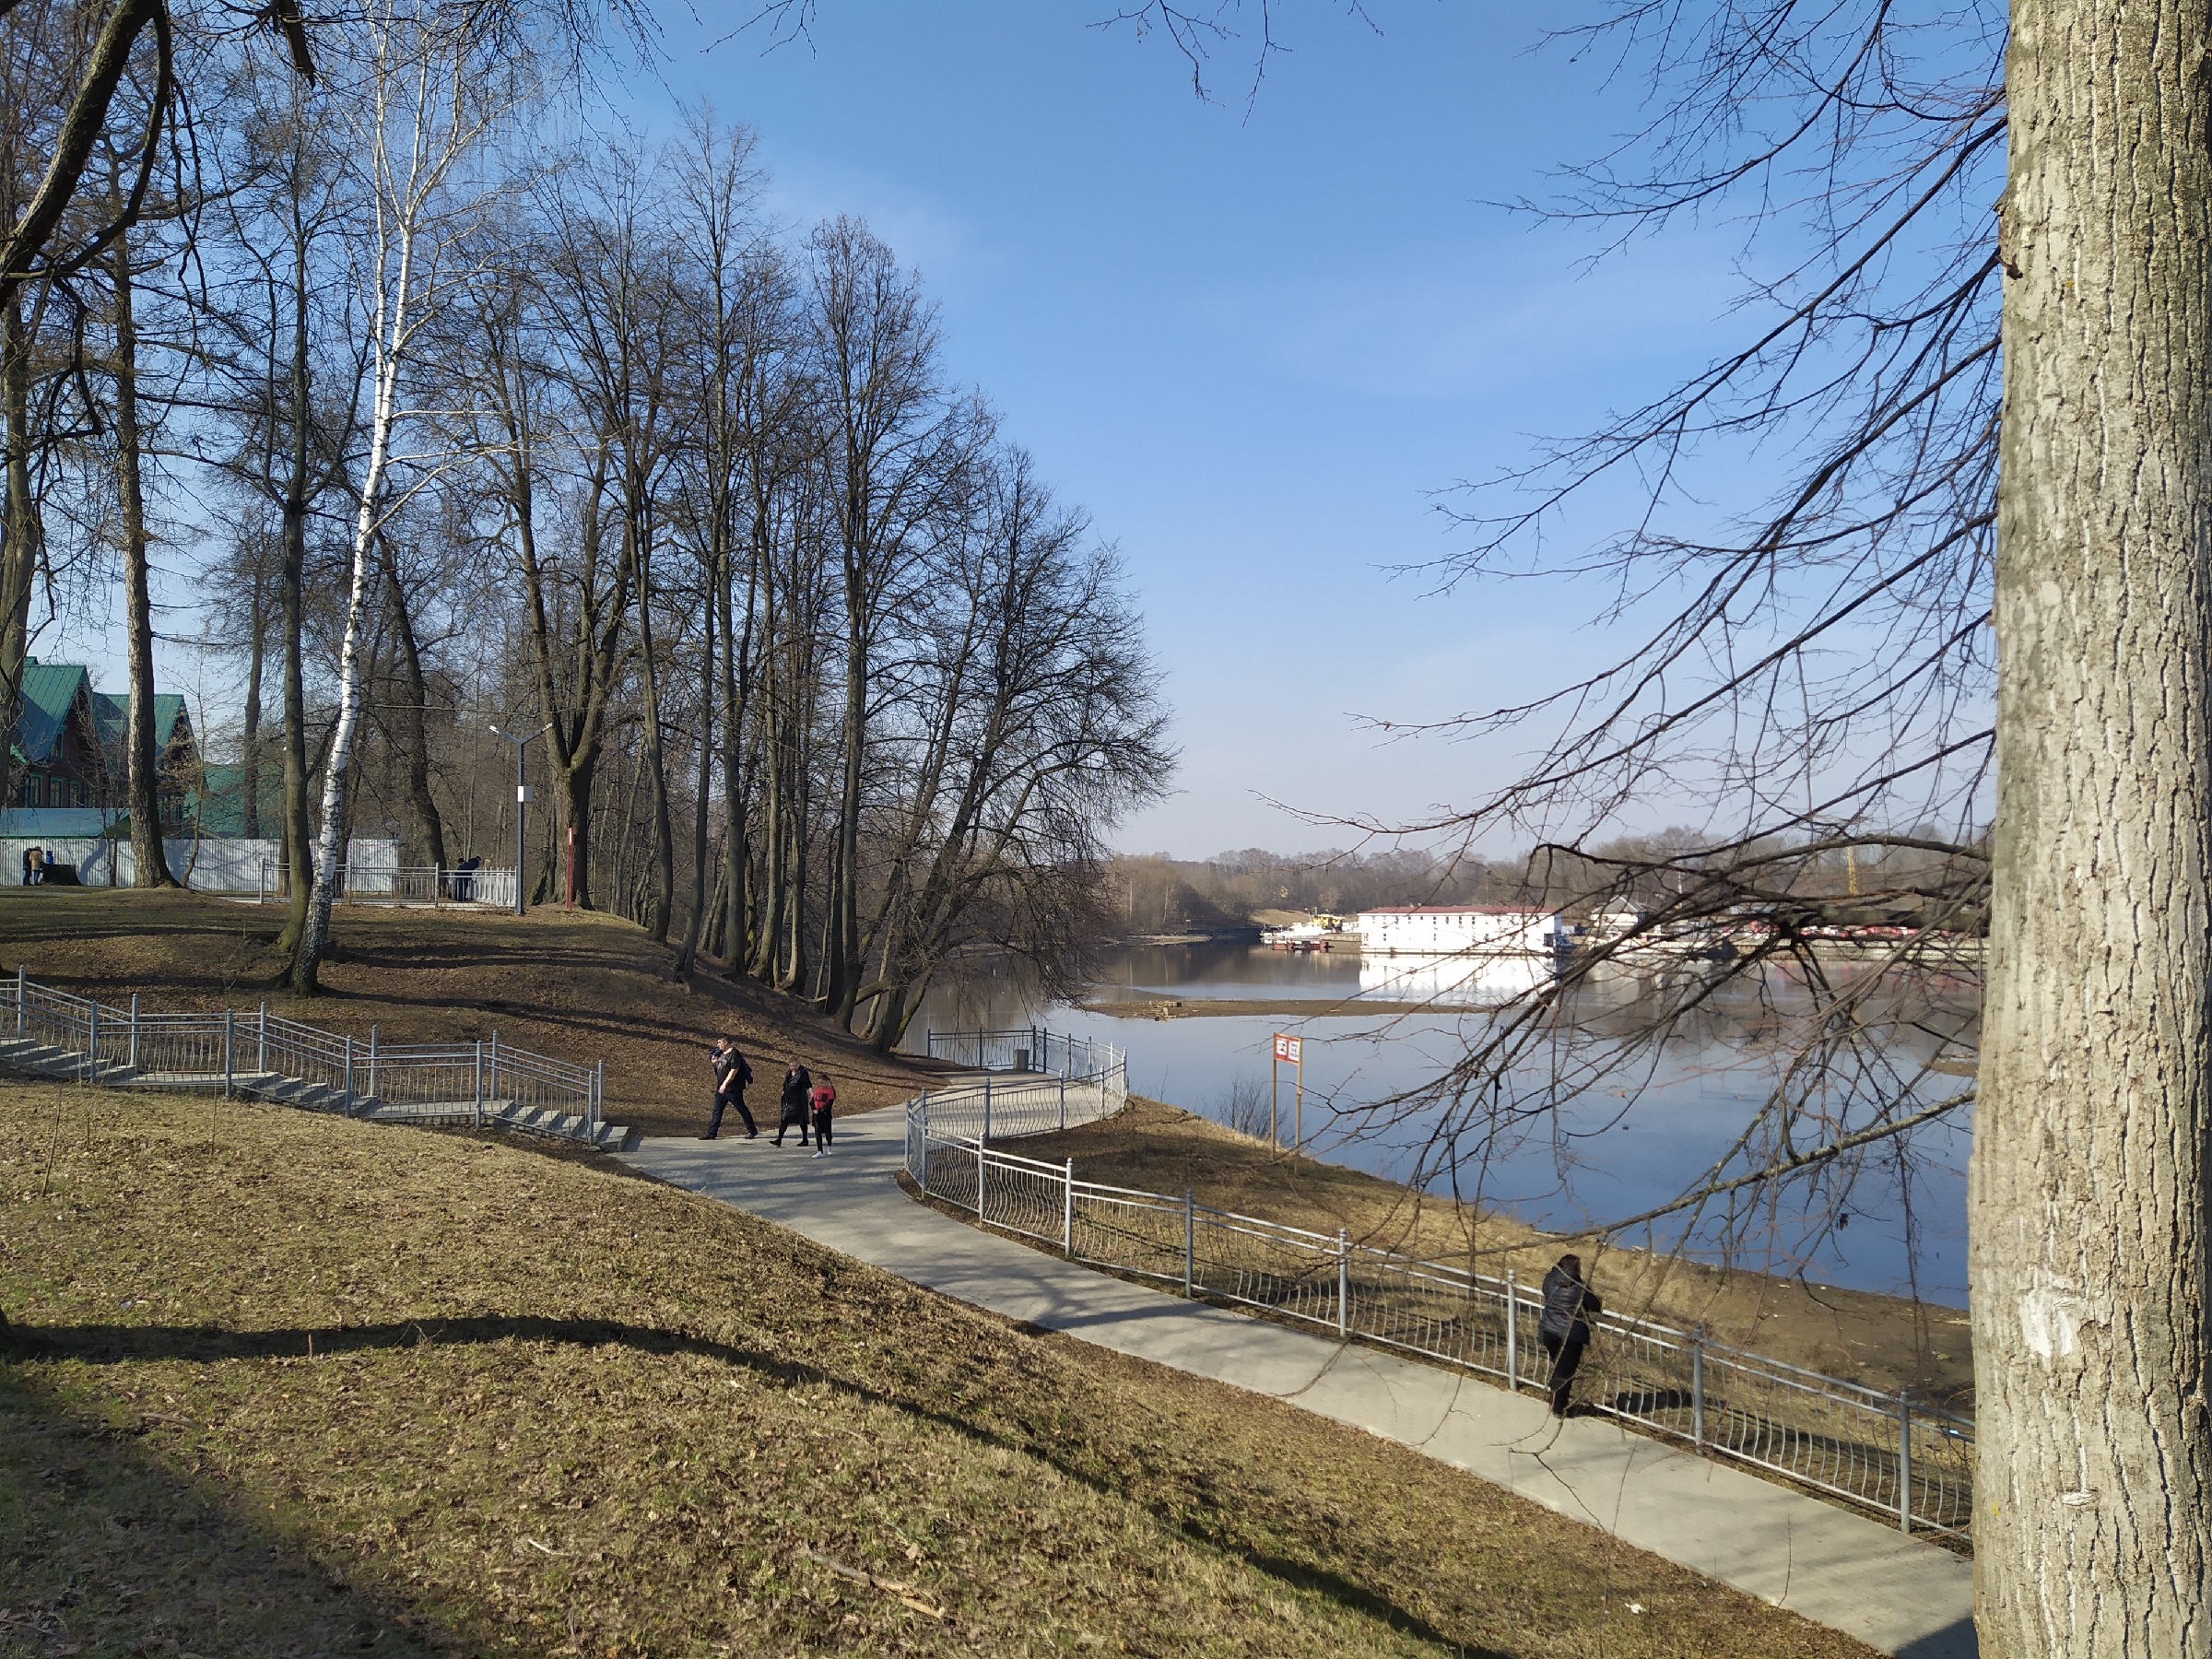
[487,722,554,917]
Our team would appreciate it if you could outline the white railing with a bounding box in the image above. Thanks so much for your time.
[917,1026,1125,1140]
[255,861,517,908]
[5,969,605,1141]
[904,1030,1971,1542]
[925,1025,1124,1090]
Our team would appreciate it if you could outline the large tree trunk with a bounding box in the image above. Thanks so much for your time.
[241,552,265,841]
[380,545,447,870]
[634,534,676,944]
[274,225,317,960]
[0,292,41,810]
[1971,2,2212,1652]
[673,585,714,977]
[275,480,314,956]
[110,224,177,888]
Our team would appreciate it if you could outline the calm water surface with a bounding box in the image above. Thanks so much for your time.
[908,943,1973,1305]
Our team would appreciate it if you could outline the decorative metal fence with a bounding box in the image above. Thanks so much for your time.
[255,862,518,909]
[5,970,605,1140]
[902,1041,1972,1543]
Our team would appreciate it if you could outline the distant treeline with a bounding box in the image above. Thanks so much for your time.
[1107,830,1984,937]
[1105,848,1523,935]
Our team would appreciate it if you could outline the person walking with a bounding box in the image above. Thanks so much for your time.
[1538,1253,1603,1418]
[807,1073,837,1158]
[774,1059,813,1147]
[702,1037,756,1140]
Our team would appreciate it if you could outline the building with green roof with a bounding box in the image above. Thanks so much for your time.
[6,657,196,830]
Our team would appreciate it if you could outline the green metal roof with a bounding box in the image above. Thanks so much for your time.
[88,688,190,752]
[18,657,89,764]
[191,762,282,837]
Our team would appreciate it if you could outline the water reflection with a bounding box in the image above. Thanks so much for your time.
[1357,950,1553,1006]
[909,943,1975,1303]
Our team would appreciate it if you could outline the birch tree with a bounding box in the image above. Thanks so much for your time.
[290,0,514,992]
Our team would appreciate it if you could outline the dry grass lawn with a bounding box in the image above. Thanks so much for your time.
[1,1084,1875,1658]
[0,888,934,1139]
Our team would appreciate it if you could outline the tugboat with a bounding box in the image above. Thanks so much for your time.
[1261,913,1350,952]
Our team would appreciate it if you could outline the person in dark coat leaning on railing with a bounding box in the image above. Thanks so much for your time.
[1538,1253,1602,1418]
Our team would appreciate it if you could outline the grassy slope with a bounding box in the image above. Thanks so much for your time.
[1,1086,1872,1658]
[0,888,932,1139]
[1010,1097,1972,1406]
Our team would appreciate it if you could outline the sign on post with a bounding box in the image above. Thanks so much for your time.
[1271,1032,1305,1154]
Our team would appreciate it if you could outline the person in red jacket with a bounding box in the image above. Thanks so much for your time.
[808,1074,837,1158]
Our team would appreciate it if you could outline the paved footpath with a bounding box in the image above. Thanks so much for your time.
[622,1102,1974,1659]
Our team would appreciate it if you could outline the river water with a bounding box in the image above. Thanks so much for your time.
[906,943,1975,1305]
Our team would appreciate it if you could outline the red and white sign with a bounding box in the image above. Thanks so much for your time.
[1273,1033,1302,1065]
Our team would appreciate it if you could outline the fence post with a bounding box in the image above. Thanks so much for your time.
[257,1003,268,1075]
[1064,1158,1075,1258]
[1504,1269,1518,1388]
[86,1001,98,1085]
[1059,1076,1067,1131]
[1897,1389,1913,1535]
[918,1094,929,1192]
[473,1041,484,1129]
[344,1035,355,1113]
[975,1136,986,1219]
[1691,1324,1707,1451]
[128,994,139,1070]
[14,963,22,1037]
[982,1076,992,1143]
[1183,1188,1195,1298]
[489,1031,500,1101]
[1337,1229,1350,1340]
[224,1010,235,1097]
[366,1026,378,1101]
[594,1059,604,1135]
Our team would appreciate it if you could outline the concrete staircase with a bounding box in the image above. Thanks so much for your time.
[0,1036,635,1152]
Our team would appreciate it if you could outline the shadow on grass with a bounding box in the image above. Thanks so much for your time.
[9,1312,1502,1657]
[0,1367,451,1656]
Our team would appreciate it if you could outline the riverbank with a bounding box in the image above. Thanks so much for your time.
[1081,995,1439,1019]
[999,1096,1972,1409]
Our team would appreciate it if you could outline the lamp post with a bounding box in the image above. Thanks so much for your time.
[487,722,553,917]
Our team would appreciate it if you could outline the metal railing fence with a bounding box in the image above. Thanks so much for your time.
[900,1045,1971,1543]
[256,861,518,908]
[924,1025,1124,1090]
[6,969,604,1141]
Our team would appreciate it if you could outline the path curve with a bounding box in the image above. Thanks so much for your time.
[621,1101,1973,1659]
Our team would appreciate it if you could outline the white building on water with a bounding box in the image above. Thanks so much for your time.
[1355,905,1571,957]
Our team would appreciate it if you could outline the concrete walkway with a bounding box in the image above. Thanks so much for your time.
[622,1104,1974,1659]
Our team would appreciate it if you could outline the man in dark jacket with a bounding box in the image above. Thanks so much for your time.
[1538,1253,1602,1418]
[703,1038,755,1139]
[774,1060,813,1147]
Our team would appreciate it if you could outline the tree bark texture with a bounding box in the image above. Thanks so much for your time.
[0,292,40,807]
[380,544,447,870]
[111,223,176,887]
[1972,2,2212,1652]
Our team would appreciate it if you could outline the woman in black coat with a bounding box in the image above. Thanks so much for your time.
[774,1060,814,1147]
[1537,1253,1602,1418]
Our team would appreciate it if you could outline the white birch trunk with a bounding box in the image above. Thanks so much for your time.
[1971,0,2212,1651]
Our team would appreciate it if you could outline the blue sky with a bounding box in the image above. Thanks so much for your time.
[92,2,1768,858]
[616,2,1751,855]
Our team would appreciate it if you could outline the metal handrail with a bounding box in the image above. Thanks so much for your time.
[254,861,519,908]
[6,969,605,1143]
[904,1087,1974,1542]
